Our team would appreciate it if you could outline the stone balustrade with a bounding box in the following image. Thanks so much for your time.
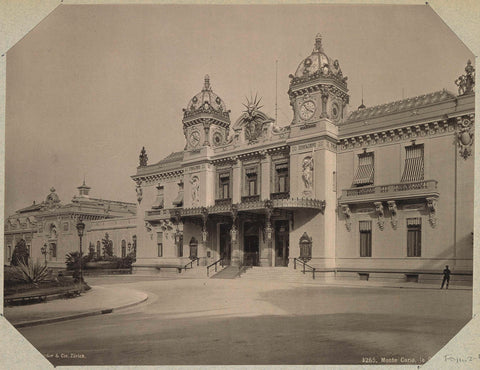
[339,180,438,204]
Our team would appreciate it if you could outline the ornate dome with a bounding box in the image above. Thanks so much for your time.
[293,34,342,78]
[186,75,227,113]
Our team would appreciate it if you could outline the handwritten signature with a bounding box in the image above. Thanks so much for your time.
[444,354,479,363]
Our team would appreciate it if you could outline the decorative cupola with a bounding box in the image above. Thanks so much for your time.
[182,75,231,150]
[77,179,91,198]
[288,34,349,125]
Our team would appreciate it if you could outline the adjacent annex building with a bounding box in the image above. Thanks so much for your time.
[4,182,137,269]
[131,34,475,277]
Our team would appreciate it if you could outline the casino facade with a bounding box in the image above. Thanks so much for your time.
[130,34,475,279]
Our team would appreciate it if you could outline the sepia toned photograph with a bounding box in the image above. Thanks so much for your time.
[1,2,478,367]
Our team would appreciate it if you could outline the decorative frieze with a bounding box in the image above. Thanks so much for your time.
[133,170,184,185]
[338,118,464,152]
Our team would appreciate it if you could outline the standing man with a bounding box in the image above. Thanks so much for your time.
[441,265,451,289]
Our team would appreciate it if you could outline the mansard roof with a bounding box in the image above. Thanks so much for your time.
[345,90,456,123]
[157,151,184,165]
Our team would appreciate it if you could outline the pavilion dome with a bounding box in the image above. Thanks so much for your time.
[185,75,227,113]
[294,34,341,78]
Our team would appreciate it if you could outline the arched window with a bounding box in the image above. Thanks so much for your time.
[121,240,126,258]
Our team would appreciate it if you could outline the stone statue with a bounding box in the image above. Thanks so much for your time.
[302,156,314,189]
[139,147,148,167]
[190,176,200,205]
[455,60,475,95]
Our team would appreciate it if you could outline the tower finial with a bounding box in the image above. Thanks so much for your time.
[314,33,323,52]
[203,74,211,91]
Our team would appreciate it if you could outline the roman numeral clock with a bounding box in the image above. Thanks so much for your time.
[289,34,349,126]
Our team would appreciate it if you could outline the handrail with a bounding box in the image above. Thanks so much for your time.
[183,257,200,272]
[207,257,224,277]
[293,258,316,279]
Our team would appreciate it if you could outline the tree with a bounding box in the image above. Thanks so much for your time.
[88,242,95,260]
[11,239,29,266]
[102,233,114,259]
[65,251,88,271]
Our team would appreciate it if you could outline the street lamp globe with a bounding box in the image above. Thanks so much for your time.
[76,219,85,237]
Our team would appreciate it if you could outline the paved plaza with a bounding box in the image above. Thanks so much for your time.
[9,275,472,366]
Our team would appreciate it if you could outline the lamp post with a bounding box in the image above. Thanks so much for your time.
[76,218,85,291]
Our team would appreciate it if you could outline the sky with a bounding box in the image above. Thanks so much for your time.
[4,3,474,216]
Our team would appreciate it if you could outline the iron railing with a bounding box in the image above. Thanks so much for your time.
[207,257,224,277]
[183,257,200,272]
[294,258,316,279]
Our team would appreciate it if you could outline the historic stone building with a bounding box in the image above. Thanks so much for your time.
[131,34,475,278]
[4,182,137,269]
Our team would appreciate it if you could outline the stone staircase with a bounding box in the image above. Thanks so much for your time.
[239,266,313,283]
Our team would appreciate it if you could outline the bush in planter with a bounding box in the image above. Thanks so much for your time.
[14,258,50,286]
[65,251,88,271]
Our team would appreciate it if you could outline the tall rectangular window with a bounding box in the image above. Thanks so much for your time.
[359,221,372,257]
[275,163,289,193]
[353,152,374,186]
[401,144,424,182]
[219,173,230,199]
[7,245,12,261]
[407,218,422,257]
[157,232,163,257]
[247,174,257,195]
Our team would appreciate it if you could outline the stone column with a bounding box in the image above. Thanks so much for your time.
[200,207,209,265]
[232,159,241,204]
[230,204,241,266]
[320,85,329,118]
[261,200,274,267]
[203,120,211,146]
[260,153,271,200]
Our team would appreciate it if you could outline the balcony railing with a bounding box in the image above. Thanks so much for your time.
[215,198,232,207]
[241,194,260,203]
[270,192,290,200]
[339,180,438,204]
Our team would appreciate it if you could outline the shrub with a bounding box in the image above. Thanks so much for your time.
[65,251,88,271]
[14,259,50,286]
[102,233,114,259]
[88,242,96,261]
[11,239,29,266]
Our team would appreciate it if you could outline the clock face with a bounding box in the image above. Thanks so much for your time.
[300,101,316,120]
[331,102,340,120]
[212,132,223,147]
[189,131,200,148]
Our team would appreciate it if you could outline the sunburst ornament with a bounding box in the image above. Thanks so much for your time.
[242,93,264,116]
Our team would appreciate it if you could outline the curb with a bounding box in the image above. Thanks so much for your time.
[12,294,148,329]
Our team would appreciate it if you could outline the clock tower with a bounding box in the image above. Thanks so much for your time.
[288,34,349,126]
[182,75,231,150]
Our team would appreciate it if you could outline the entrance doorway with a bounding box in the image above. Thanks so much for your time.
[219,223,231,265]
[275,220,289,266]
[243,222,259,266]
